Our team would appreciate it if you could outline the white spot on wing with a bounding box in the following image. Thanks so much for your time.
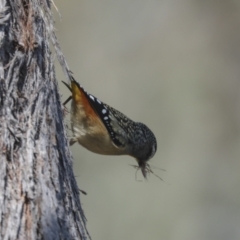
[102,109,107,114]
[104,116,108,120]
[89,95,95,101]
[97,99,101,104]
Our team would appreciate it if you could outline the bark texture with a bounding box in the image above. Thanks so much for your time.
[0,0,89,239]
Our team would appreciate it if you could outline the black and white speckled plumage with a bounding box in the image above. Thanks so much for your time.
[102,103,157,161]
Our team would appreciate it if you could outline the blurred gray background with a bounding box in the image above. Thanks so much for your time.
[55,1,240,240]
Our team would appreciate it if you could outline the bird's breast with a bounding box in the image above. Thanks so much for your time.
[71,103,128,155]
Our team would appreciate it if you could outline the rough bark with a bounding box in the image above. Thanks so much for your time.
[0,0,89,239]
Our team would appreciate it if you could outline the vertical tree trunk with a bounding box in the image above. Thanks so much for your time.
[0,0,90,239]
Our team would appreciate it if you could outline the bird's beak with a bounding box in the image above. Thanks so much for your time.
[137,160,148,179]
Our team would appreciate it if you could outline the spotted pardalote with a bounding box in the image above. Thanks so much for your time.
[62,77,157,178]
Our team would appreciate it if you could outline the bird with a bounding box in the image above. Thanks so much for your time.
[62,77,157,178]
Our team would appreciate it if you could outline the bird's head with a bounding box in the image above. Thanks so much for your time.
[130,123,157,178]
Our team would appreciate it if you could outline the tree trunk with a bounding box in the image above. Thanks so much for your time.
[0,0,90,239]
